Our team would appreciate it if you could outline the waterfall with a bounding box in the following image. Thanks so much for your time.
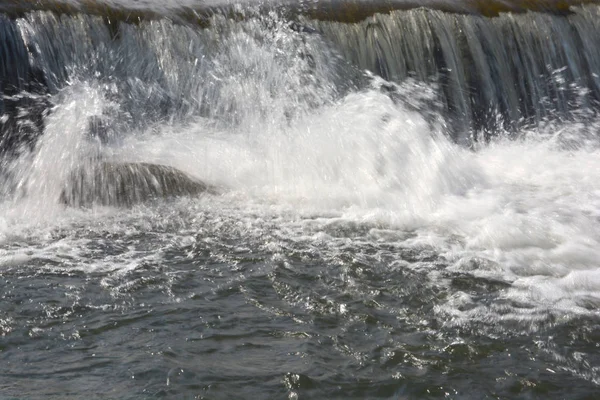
[314,5,600,141]
[0,15,47,155]
[0,2,599,151]
[2,4,600,398]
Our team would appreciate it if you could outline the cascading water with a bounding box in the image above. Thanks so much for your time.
[1,1,600,398]
[315,5,600,141]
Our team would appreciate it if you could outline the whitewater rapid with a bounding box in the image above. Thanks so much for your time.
[1,5,600,396]
[2,74,600,326]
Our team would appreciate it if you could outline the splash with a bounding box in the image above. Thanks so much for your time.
[0,5,598,330]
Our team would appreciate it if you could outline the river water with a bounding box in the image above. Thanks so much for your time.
[1,1,600,398]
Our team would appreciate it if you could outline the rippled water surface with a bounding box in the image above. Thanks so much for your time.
[1,1,600,399]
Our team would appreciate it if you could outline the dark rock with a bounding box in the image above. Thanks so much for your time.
[60,162,217,207]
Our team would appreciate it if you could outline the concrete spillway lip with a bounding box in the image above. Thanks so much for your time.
[60,161,218,208]
[0,0,598,26]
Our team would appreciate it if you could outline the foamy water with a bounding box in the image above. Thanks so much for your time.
[3,76,600,323]
[2,5,600,397]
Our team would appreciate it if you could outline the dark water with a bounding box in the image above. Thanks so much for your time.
[4,200,599,399]
[1,1,600,399]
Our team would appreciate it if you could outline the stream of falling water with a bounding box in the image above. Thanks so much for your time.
[1,3,600,398]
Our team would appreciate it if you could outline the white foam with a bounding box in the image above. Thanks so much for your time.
[1,57,599,321]
[5,82,111,220]
[50,83,595,316]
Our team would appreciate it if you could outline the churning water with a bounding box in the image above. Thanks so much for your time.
[1,1,600,398]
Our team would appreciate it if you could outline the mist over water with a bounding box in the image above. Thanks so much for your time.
[1,2,600,398]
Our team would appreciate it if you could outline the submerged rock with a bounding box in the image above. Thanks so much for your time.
[60,162,216,207]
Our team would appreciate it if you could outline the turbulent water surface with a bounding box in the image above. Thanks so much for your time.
[1,0,600,398]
